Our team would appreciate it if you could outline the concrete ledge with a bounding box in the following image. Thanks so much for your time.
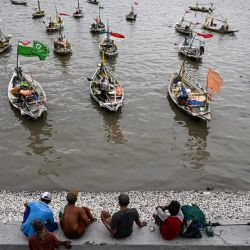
[0,222,249,250]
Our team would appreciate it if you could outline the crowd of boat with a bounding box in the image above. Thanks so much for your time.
[0,1,238,121]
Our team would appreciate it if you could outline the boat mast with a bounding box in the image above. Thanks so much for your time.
[77,0,80,9]
[38,0,41,12]
[99,6,101,20]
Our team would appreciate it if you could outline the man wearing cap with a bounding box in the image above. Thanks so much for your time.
[101,194,147,239]
[21,192,58,237]
[60,192,96,239]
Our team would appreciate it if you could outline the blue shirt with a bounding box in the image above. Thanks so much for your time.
[21,201,55,237]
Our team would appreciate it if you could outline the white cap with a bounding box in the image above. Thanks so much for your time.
[40,192,52,201]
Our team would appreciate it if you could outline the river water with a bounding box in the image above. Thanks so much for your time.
[0,0,249,191]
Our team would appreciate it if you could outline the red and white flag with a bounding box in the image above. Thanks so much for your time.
[20,41,31,46]
[110,32,125,39]
[59,12,70,16]
[197,33,213,39]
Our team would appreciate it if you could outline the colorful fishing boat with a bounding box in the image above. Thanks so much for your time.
[99,26,124,58]
[54,34,71,55]
[178,32,212,61]
[168,64,223,121]
[8,41,49,119]
[126,4,137,21]
[202,16,238,34]
[90,6,105,33]
[0,30,11,53]
[175,17,193,36]
[73,0,84,18]
[88,53,124,112]
[189,2,214,12]
[32,0,45,18]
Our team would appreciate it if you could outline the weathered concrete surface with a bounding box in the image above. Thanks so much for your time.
[0,222,249,250]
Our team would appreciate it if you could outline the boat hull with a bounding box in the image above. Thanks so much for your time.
[87,0,99,4]
[8,70,47,119]
[189,6,213,12]
[10,0,27,5]
[126,14,137,21]
[0,43,11,54]
[73,13,84,18]
[175,24,193,36]
[32,11,45,18]
[168,72,211,121]
[99,38,118,58]
[89,66,124,112]
[202,25,238,34]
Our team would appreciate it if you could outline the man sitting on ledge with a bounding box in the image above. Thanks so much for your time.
[153,200,183,240]
[21,192,58,237]
[29,219,72,250]
[101,193,147,238]
[60,192,96,239]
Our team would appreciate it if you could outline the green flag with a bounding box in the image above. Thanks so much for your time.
[17,41,49,60]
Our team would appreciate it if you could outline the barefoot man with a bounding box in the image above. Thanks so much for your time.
[60,192,96,239]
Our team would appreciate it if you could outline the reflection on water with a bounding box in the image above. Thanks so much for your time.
[168,95,209,169]
[91,99,127,144]
[53,52,72,68]
[12,105,55,157]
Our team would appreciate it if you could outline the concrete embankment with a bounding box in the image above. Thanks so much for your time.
[0,221,249,250]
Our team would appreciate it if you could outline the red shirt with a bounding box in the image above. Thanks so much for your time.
[160,216,182,240]
[28,233,60,250]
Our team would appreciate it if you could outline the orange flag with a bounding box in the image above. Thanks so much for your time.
[206,68,223,93]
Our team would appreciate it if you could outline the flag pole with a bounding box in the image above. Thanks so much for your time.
[17,40,19,69]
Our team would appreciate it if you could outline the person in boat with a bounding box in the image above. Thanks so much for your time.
[183,37,189,46]
[60,192,97,239]
[21,192,58,237]
[210,18,214,26]
[220,24,225,31]
[28,219,72,250]
[153,200,183,240]
[177,85,189,106]
[101,194,147,239]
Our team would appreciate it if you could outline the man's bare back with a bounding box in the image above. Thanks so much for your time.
[60,193,96,239]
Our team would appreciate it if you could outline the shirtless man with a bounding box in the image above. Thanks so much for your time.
[60,192,96,239]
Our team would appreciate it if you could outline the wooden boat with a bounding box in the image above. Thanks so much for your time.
[126,5,137,21]
[99,37,118,58]
[87,0,99,5]
[0,30,11,53]
[8,67,47,119]
[179,36,205,61]
[168,65,223,121]
[54,34,71,55]
[98,26,123,58]
[89,54,124,112]
[189,3,214,12]
[175,18,193,36]
[73,0,84,18]
[90,6,105,33]
[202,16,238,34]
[32,0,45,18]
[44,15,64,32]
[10,0,27,5]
